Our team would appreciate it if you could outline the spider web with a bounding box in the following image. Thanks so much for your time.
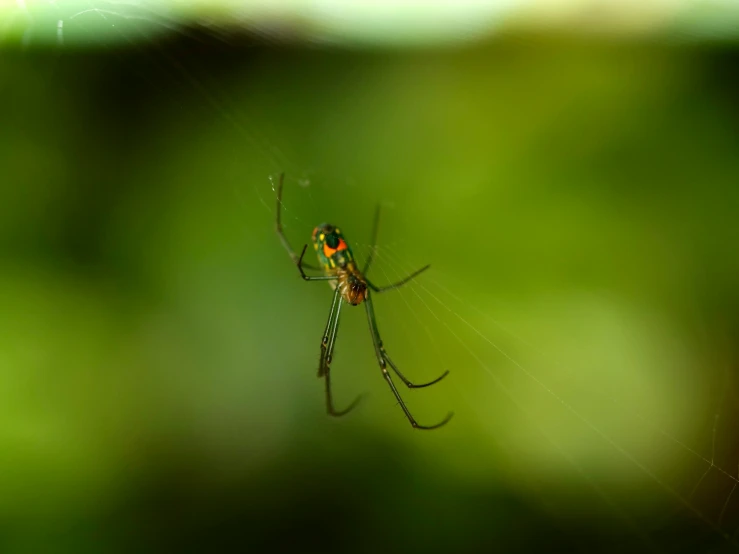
[5,2,739,552]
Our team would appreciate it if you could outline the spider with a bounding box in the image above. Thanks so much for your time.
[275,174,453,430]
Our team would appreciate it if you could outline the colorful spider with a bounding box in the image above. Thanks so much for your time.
[275,174,453,430]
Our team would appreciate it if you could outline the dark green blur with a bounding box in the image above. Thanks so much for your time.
[1,33,738,552]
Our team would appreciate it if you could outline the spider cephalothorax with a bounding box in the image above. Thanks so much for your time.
[337,271,368,306]
[275,173,453,430]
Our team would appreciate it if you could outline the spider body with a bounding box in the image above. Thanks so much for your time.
[312,223,367,306]
[275,174,453,430]
[312,223,353,269]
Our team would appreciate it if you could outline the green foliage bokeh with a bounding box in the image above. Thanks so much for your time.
[1,32,738,552]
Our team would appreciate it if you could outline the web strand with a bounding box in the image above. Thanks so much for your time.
[363,244,660,549]
[369,242,737,546]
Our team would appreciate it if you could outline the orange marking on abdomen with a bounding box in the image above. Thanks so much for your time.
[336,239,348,251]
[323,243,337,258]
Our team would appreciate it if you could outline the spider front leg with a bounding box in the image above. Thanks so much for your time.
[364,291,453,430]
[364,291,449,389]
[318,286,364,417]
[318,286,341,376]
[384,353,450,389]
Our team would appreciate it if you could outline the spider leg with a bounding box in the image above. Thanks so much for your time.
[384,351,449,389]
[325,373,364,418]
[275,172,319,270]
[297,245,336,282]
[364,291,453,430]
[319,287,363,416]
[318,287,341,376]
[365,264,430,293]
[363,203,381,274]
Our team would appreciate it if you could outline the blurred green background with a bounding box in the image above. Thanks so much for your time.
[2,1,739,552]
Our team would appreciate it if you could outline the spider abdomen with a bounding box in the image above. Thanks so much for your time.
[312,223,355,271]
